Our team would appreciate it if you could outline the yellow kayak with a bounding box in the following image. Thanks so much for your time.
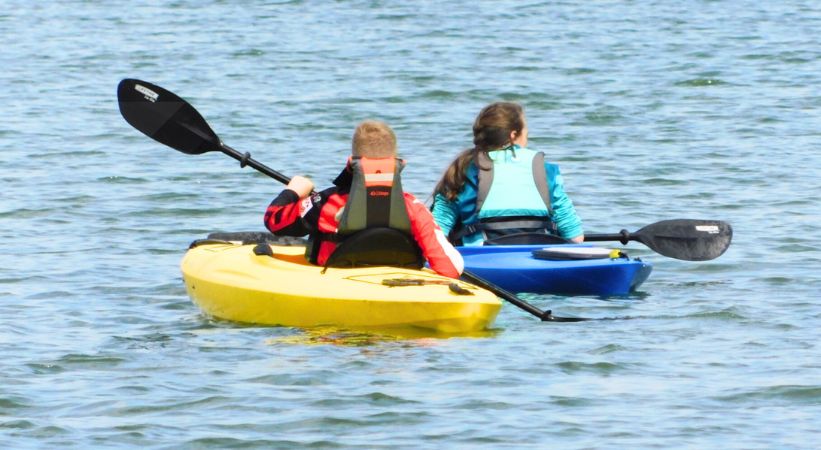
[181,241,501,333]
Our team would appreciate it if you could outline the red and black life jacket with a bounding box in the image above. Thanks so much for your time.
[322,156,424,269]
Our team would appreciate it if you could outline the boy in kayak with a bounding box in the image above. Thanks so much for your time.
[431,102,584,245]
[264,120,464,278]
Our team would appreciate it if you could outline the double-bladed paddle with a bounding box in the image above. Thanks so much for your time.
[485,221,732,262]
[117,78,292,185]
[118,79,732,263]
[117,78,583,322]
[118,78,732,323]
[585,220,732,261]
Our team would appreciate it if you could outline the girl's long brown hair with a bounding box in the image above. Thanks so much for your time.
[434,102,525,201]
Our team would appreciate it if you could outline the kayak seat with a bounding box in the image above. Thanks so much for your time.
[324,227,425,270]
[484,232,568,245]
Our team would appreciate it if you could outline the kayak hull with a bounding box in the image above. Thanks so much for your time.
[181,242,501,333]
[459,244,653,296]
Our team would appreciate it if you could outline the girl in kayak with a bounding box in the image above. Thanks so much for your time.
[264,120,464,278]
[432,102,584,245]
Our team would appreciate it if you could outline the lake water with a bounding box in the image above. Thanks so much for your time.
[2,1,820,448]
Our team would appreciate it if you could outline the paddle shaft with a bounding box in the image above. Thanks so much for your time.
[219,143,292,185]
[461,270,588,322]
[584,231,631,245]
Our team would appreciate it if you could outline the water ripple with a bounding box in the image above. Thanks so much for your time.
[2,0,820,448]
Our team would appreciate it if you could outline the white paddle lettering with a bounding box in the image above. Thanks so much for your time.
[135,84,159,102]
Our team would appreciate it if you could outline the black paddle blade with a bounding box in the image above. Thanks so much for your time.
[117,79,221,155]
[633,219,732,261]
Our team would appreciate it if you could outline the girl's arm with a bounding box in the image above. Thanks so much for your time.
[430,193,459,237]
[547,164,584,242]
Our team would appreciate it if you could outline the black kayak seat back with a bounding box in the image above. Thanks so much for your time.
[325,227,424,269]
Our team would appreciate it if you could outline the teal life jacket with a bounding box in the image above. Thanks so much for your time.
[324,156,424,269]
[451,147,558,244]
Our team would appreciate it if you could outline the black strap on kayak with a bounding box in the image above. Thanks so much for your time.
[252,243,274,256]
[189,238,234,249]
[381,278,474,296]
[189,232,306,249]
[205,231,306,246]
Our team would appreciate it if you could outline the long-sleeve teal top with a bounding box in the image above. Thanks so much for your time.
[431,150,583,246]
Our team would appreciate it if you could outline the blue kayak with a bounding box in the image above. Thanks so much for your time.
[458,244,652,296]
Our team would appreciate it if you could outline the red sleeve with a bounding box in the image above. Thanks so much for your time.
[404,194,464,279]
[264,189,310,235]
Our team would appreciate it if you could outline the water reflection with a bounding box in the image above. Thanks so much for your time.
[266,325,500,347]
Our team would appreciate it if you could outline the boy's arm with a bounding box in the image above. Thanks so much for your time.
[266,177,320,236]
[405,194,464,279]
[263,189,314,236]
[264,176,318,236]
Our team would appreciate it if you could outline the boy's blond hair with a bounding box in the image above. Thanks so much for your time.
[352,120,397,158]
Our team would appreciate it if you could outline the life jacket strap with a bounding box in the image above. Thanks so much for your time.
[475,150,494,214]
[531,151,552,213]
[450,217,557,242]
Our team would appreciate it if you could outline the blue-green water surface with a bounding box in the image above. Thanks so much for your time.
[2,1,820,448]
